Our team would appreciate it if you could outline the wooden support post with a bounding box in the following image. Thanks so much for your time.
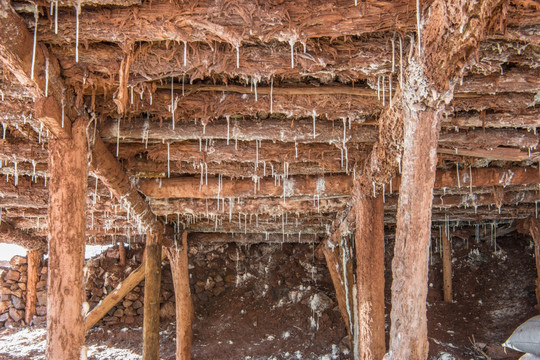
[118,241,127,267]
[143,230,162,360]
[388,110,441,360]
[47,118,88,359]
[523,219,540,311]
[442,228,453,303]
[165,232,193,360]
[355,194,385,360]
[322,239,354,342]
[25,250,41,325]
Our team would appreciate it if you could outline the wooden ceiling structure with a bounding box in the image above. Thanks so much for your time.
[0,0,539,359]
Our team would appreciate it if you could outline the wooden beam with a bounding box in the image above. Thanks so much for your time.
[84,250,166,332]
[519,217,540,311]
[47,117,87,359]
[442,228,453,303]
[355,194,385,359]
[143,230,162,360]
[165,232,193,360]
[189,232,321,244]
[24,249,41,325]
[0,221,47,251]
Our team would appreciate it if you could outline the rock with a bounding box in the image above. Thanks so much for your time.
[37,291,47,306]
[4,270,20,282]
[213,286,225,297]
[160,302,175,319]
[9,307,23,322]
[136,308,144,315]
[205,277,216,290]
[123,316,135,324]
[40,267,47,274]
[132,300,143,310]
[36,306,47,316]
[126,293,138,301]
[0,300,10,313]
[103,316,119,323]
[214,274,223,283]
[309,292,334,314]
[113,309,124,318]
[19,276,27,283]
[224,274,236,283]
[0,313,8,322]
[36,280,47,290]
[123,300,133,308]
[11,289,22,299]
[18,283,26,291]
[11,296,24,310]
[124,308,137,317]
[10,256,26,266]
[19,265,28,272]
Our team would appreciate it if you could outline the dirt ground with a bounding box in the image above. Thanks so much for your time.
[0,231,537,360]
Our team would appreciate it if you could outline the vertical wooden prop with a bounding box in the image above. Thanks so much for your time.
[47,118,88,360]
[143,230,163,360]
[442,229,453,303]
[165,232,193,360]
[118,241,127,266]
[389,110,441,360]
[526,221,540,311]
[322,239,354,341]
[25,250,41,325]
[355,195,385,360]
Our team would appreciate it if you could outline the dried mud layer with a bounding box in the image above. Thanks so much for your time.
[0,234,537,360]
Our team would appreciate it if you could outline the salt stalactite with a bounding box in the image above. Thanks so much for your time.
[170,77,175,130]
[2,124,5,139]
[183,40,187,67]
[469,166,473,194]
[253,78,258,102]
[456,164,461,188]
[377,76,380,100]
[93,175,98,205]
[54,0,58,34]
[416,0,422,56]
[45,57,50,97]
[270,77,274,114]
[116,118,120,157]
[14,162,18,186]
[255,140,259,170]
[389,74,392,107]
[31,5,38,80]
[312,110,317,138]
[182,73,185,96]
[236,44,240,68]
[130,86,133,105]
[289,40,295,68]
[295,139,298,158]
[167,142,171,178]
[399,35,403,88]
[372,182,376,197]
[391,38,395,73]
[61,99,65,128]
[75,1,81,63]
[382,75,386,106]
[226,116,230,145]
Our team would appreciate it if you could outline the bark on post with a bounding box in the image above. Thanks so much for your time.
[165,232,193,360]
[47,118,88,360]
[143,230,163,360]
[442,229,453,303]
[388,109,441,360]
[118,241,127,267]
[524,220,540,311]
[25,250,42,325]
[355,194,385,360]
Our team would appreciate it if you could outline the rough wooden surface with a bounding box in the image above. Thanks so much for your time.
[46,117,87,360]
[442,229,453,303]
[143,231,163,360]
[24,250,41,325]
[165,232,193,360]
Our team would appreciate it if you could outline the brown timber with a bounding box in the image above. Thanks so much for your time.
[143,230,163,360]
[24,249,41,325]
[442,229,453,303]
[46,118,87,359]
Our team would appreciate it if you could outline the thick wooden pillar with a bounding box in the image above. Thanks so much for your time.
[355,194,385,360]
[526,222,540,311]
[47,118,88,360]
[388,110,441,359]
[25,250,42,325]
[143,230,162,360]
[442,229,453,303]
[165,232,193,360]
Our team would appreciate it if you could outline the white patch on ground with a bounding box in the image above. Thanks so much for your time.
[86,345,141,360]
[0,328,46,359]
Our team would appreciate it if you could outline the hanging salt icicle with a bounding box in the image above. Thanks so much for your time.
[75,1,81,63]
[54,0,58,34]
[2,124,5,140]
[130,86,134,105]
[416,0,421,56]
[295,139,298,158]
[312,110,317,139]
[391,38,395,73]
[236,44,240,68]
[182,73,185,96]
[270,76,274,114]
[372,182,376,198]
[183,40,187,67]
[205,162,208,185]
[93,175,98,205]
[31,5,38,80]
[116,118,121,156]
[456,164,461,188]
[14,162,18,186]
[469,166,473,194]
[377,76,380,100]
[31,160,36,182]
[226,116,230,145]
[389,74,393,107]
[253,78,258,102]
[167,142,171,178]
[255,140,259,171]
[382,183,386,203]
[289,40,295,68]
[45,57,50,97]
[170,77,175,130]
[399,36,403,88]
[382,75,385,106]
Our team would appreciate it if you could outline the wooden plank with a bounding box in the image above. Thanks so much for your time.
[355,195,385,359]
[143,230,163,360]
[0,222,47,251]
[442,228,453,303]
[165,232,193,360]
[24,250,41,325]
[47,117,87,359]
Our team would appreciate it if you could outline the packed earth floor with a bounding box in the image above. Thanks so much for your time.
[0,234,536,360]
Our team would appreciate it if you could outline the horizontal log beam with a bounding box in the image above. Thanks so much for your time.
[189,232,320,244]
[0,221,47,251]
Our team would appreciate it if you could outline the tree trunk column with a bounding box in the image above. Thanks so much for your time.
[47,118,88,360]
[143,230,162,360]
[388,109,441,360]
[355,194,385,360]
[165,231,193,360]
[25,250,42,325]
[442,229,453,303]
